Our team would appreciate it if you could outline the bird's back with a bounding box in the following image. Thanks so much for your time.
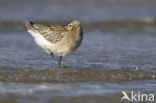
[26,22,67,44]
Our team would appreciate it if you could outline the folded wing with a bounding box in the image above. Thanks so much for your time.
[26,22,67,44]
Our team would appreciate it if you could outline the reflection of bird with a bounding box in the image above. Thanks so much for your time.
[121,91,131,101]
[26,20,83,66]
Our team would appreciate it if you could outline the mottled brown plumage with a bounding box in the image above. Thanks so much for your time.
[26,20,83,66]
[27,23,68,43]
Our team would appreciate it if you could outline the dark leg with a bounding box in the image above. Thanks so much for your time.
[58,56,62,66]
[50,52,54,58]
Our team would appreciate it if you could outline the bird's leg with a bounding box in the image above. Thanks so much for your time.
[58,56,62,67]
[50,52,54,58]
[50,52,62,67]
[50,52,58,61]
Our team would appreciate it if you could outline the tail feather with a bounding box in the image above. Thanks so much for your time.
[26,21,46,31]
[29,21,34,26]
[25,21,35,31]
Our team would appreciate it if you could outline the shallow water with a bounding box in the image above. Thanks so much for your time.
[0,0,156,103]
[0,1,156,22]
[0,80,156,103]
[1,30,156,71]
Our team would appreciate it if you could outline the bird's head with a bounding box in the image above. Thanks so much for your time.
[66,20,81,32]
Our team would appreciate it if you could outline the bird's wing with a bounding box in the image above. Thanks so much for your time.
[29,23,67,44]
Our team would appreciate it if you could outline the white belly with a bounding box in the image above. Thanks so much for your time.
[28,30,52,54]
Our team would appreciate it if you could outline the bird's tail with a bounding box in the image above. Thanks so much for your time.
[25,21,35,31]
[29,21,34,26]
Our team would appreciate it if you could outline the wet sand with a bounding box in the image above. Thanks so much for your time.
[0,68,155,83]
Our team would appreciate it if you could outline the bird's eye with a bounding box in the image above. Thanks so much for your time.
[69,24,72,27]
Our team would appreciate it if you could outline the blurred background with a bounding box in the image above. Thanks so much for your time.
[0,0,156,103]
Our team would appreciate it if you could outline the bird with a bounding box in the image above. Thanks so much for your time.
[25,20,83,67]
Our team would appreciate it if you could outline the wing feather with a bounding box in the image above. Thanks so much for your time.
[32,24,67,43]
